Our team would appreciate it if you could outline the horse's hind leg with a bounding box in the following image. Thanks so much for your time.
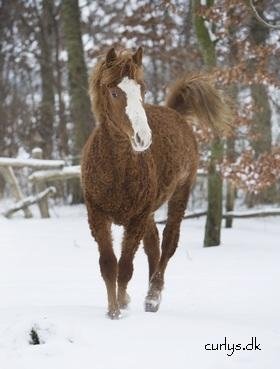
[86,202,119,319]
[143,216,160,281]
[117,216,147,309]
[145,180,192,312]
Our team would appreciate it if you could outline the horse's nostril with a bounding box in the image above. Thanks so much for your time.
[135,133,141,145]
[132,131,151,150]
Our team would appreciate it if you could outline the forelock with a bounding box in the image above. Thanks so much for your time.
[100,51,143,86]
[89,48,144,122]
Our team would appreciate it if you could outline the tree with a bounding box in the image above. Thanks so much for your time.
[225,7,238,228]
[38,0,55,158]
[192,0,223,246]
[53,5,69,157]
[62,0,94,203]
[61,0,93,158]
[0,0,7,156]
[248,0,276,204]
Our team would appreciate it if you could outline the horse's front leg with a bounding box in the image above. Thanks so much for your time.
[145,181,191,313]
[86,203,120,319]
[117,217,147,309]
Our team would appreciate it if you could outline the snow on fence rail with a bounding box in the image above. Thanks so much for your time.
[0,148,79,219]
[223,209,280,218]
[0,157,65,169]
[156,208,280,224]
[29,165,80,182]
[3,187,56,218]
[1,150,280,221]
[0,166,33,219]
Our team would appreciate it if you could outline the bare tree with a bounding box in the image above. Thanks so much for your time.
[249,0,276,204]
[61,0,93,158]
[192,0,224,247]
[38,0,55,158]
[62,0,94,203]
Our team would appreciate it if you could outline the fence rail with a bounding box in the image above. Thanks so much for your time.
[157,208,280,224]
[0,157,65,169]
[0,148,79,218]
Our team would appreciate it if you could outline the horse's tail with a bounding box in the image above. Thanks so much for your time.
[165,74,232,136]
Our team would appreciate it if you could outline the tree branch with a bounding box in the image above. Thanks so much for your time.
[249,0,280,29]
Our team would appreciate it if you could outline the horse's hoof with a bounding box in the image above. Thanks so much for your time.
[145,301,160,312]
[107,309,122,320]
[145,287,161,312]
[145,294,161,312]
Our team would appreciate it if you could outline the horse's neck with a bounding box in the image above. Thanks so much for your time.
[100,119,133,167]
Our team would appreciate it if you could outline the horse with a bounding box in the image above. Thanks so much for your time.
[81,47,230,319]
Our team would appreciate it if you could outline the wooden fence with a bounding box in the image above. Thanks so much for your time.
[1,148,279,220]
[0,148,80,218]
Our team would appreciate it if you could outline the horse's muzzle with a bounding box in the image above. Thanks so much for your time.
[131,129,152,152]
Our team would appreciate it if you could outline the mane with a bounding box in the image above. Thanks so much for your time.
[89,49,144,123]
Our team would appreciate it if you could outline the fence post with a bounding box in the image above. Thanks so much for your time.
[0,166,33,218]
[32,148,50,218]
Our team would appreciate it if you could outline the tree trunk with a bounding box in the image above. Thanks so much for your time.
[38,0,55,159]
[225,133,235,228]
[0,1,6,196]
[61,0,93,157]
[203,138,223,246]
[192,0,223,247]
[224,7,239,228]
[225,177,235,228]
[248,0,275,205]
[0,0,8,157]
[62,0,94,203]
[225,89,236,228]
[53,6,69,158]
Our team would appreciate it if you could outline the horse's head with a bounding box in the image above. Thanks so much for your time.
[90,47,152,152]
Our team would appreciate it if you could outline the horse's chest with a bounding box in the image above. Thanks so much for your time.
[92,158,156,221]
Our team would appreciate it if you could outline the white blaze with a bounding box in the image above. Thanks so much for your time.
[118,77,152,152]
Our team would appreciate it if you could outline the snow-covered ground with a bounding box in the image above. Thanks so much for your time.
[0,205,279,369]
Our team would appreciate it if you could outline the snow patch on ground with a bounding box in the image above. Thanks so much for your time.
[0,206,279,369]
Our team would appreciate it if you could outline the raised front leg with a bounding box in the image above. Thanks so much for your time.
[145,181,191,312]
[86,202,120,319]
[143,217,160,281]
[117,216,148,309]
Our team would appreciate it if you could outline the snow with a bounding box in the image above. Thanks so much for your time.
[0,206,279,369]
[29,165,80,182]
[0,157,65,169]
[225,208,280,217]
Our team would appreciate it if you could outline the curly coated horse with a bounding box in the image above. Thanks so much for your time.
[81,47,230,319]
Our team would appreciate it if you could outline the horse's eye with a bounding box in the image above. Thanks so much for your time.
[111,90,118,98]
[141,86,147,95]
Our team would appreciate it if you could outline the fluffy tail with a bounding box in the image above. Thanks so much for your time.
[165,74,232,136]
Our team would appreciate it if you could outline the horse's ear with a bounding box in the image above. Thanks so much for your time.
[132,47,143,66]
[106,47,117,65]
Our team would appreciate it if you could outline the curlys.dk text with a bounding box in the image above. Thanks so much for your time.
[204,337,261,357]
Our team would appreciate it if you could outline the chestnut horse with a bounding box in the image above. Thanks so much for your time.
[81,47,229,319]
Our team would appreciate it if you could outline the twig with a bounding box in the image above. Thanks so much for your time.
[249,0,280,29]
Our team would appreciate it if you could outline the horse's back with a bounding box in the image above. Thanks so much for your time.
[145,103,197,155]
[144,104,198,208]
